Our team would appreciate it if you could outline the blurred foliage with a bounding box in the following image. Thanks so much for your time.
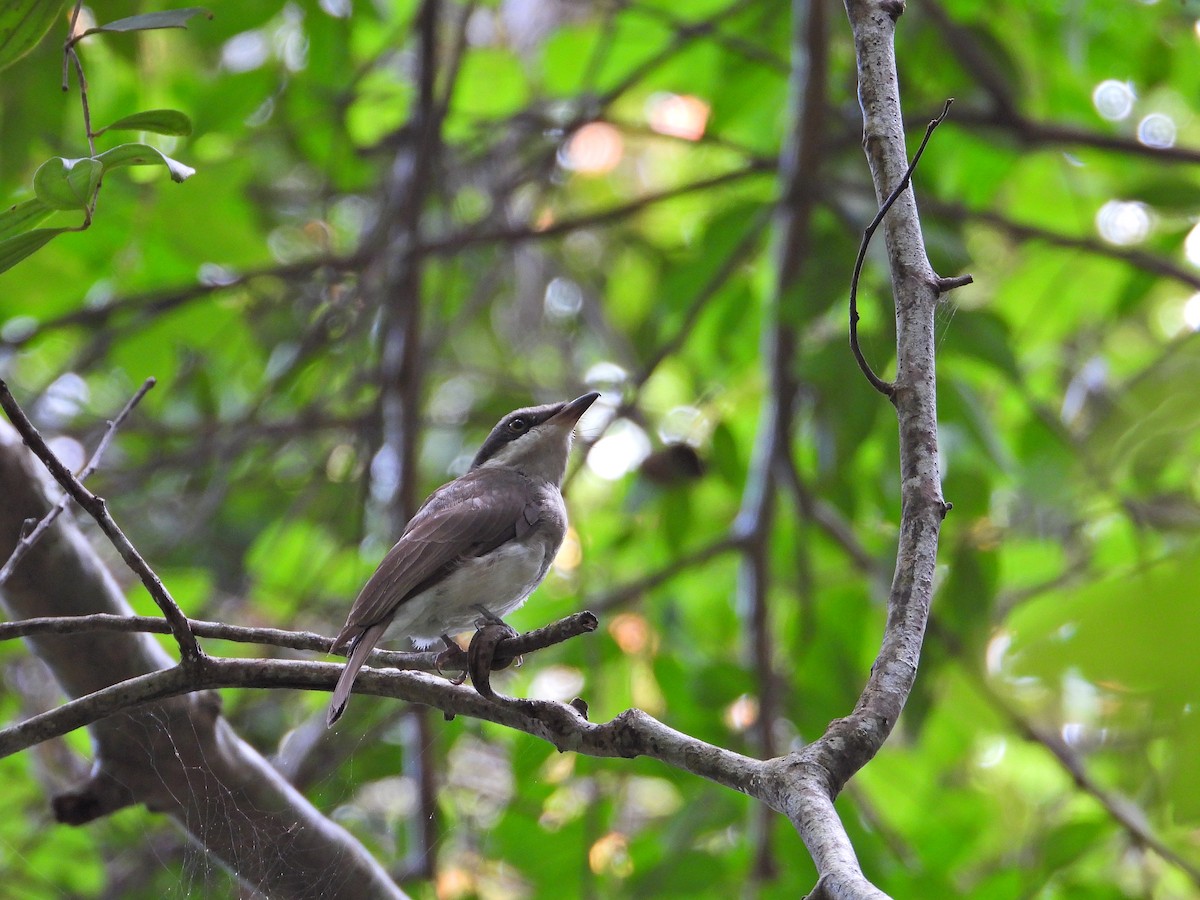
[1,0,1199,897]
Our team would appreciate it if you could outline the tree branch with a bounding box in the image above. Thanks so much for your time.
[0,379,202,663]
[0,610,598,674]
[0,377,155,587]
[1,257,356,351]
[766,1,953,895]
[420,161,772,256]
[921,194,1200,292]
[0,419,405,899]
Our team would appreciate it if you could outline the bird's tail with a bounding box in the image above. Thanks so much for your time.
[327,621,388,727]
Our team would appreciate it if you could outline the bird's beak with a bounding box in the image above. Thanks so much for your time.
[551,391,601,426]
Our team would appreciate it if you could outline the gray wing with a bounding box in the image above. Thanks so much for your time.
[331,468,537,649]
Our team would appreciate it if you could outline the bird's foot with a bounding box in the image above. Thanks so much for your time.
[434,634,468,685]
[468,621,520,701]
[471,604,507,626]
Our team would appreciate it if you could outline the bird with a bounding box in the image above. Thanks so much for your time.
[326,391,600,726]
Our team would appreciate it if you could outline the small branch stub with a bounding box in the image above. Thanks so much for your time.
[935,273,973,293]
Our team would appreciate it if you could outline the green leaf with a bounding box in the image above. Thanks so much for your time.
[95,108,193,137]
[81,7,212,36]
[944,309,1021,381]
[709,420,742,487]
[0,0,67,73]
[0,198,52,241]
[452,48,529,118]
[95,143,195,183]
[33,157,102,210]
[0,227,70,275]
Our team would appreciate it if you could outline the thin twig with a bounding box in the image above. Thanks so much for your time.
[0,378,155,587]
[420,161,772,256]
[848,98,954,397]
[68,48,96,157]
[61,1,83,91]
[921,193,1200,291]
[1,256,359,351]
[950,105,1200,166]
[586,536,740,614]
[0,610,598,674]
[0,379,203,663]
[62,0,97,222]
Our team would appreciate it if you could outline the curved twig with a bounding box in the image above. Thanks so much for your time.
[848,98,954,398]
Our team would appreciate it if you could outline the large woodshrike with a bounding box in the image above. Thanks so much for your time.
[327,392,599,725]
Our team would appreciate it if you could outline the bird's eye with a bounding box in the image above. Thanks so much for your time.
[508,418,527,432]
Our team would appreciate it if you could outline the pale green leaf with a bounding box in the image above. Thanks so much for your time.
[32,157,102,211]
[0,0,67,72]
[0,198,52,242]
[81,7,211,36]
[95,143,195,183]
[0,227,69,274]
[95,108,193,137]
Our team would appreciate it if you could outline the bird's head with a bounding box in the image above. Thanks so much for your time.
[471,392,600,485]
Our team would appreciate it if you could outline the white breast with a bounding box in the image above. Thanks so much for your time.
[390,537,556,648]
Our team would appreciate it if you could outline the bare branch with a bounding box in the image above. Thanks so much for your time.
[763,1,953,894]
[0,654,767,789]
[0,419,406,899]
[952,106,1200,166]
[1,256,356,351]
[0,608,597,671]
[0,380,202,663]
[586,536,740,614]
[420,162,772,256]
[922,194,1200,291]
[0,378,155,587]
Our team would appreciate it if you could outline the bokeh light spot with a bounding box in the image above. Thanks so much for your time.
[1095,200,1150,245]
[724,694,759,732]
[646,93,710,141]
[1183,293,1200,330]
[1184,222,1200,266]
[1137,113,1176,148]
[609,613,650,655]
[559,122,623,174]
[1092,79,1135,121]
[586,419,651,480]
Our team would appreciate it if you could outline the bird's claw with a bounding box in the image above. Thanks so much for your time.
[468,622,519,701]
[434,634,468,684]
[471,604,507,627]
